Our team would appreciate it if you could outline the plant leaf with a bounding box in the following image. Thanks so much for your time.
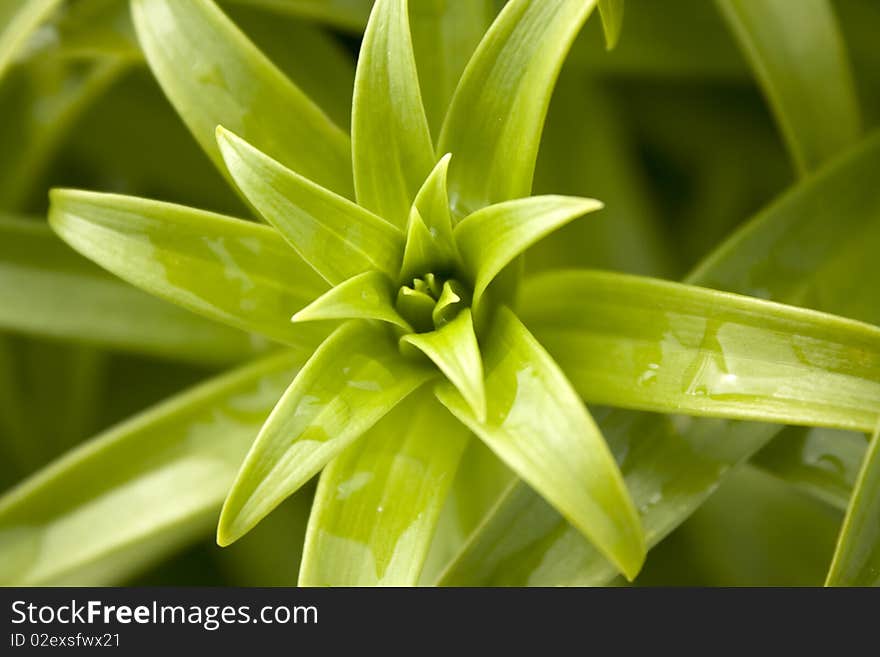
[0,349,309,585]
[352,0,435,228]
[715,0,861,174]
[439,0,599,217]
[825,425,880,586]
[49,189,329,347]
[223,7,357,132]
[399,155,459,281]
[0,215,264,364]
[409,0,493,138]
[131,0,353,197]
[217,128,404,285]
[598,0,624,50]
[218,321,434,545]
[0,0,62,80]
[400,211,439,283]
[438,135,880,586]
[292,271,411,331]
[401,309,486,422]
[299,390,469,585]
[420,437,515,583]
[436,307,645,580]
[455,196,603,307]
[690,134,880,307]
[525,270,880,433]
[412,154,457,260]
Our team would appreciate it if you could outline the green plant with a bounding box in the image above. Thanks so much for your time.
[2,0,880,587]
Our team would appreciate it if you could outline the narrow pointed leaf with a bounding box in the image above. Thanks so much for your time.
[598,0,624,50]
[299,390,469,586]
[420,438,515,584]
[218,128,403,285]
[826,426,880,586]
[454,196,603,306]
[218,321,434,545]
[217,8,358,132]
[439,136,880,586]
[292,271,411,331]
[439,0,598,216]
[431,280,469,329]
[409,0,493,137]
[131,0,353,197]
[352,0,435,227]
[49,189,329,347]
[524,270,880,433]
[436,307,645,580]
[400,211,439,282]
[402,309,485,422]
[0,215,263,364]
[0,349,308,585]
[715,0,860,174]
[412,154,457,258]
[0,0,62,80]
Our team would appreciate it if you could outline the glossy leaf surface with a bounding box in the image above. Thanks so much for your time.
[292,271,410,330]
[598,0,624,50]
[401,309,486,422]
[524,270,880,433]
[131,0,353,196]
[410,154,457,263]
[49,190,329,347]
[218,128,403,285]
[436,307,645,580]
[454,195,602,306]
[218,321,434,545]
[440,134,880,586]
[299,390,469,585]
[0,215,261,364]
[439,0,599,216]
[352,0,435,227]
[0,350,308,585]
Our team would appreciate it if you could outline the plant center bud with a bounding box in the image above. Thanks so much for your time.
[395,273,471,333]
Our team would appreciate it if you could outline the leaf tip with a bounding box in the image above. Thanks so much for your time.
[216,500,250,548]
[215,124,234,149]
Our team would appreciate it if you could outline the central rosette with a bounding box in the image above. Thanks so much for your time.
[396,273,471,334]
